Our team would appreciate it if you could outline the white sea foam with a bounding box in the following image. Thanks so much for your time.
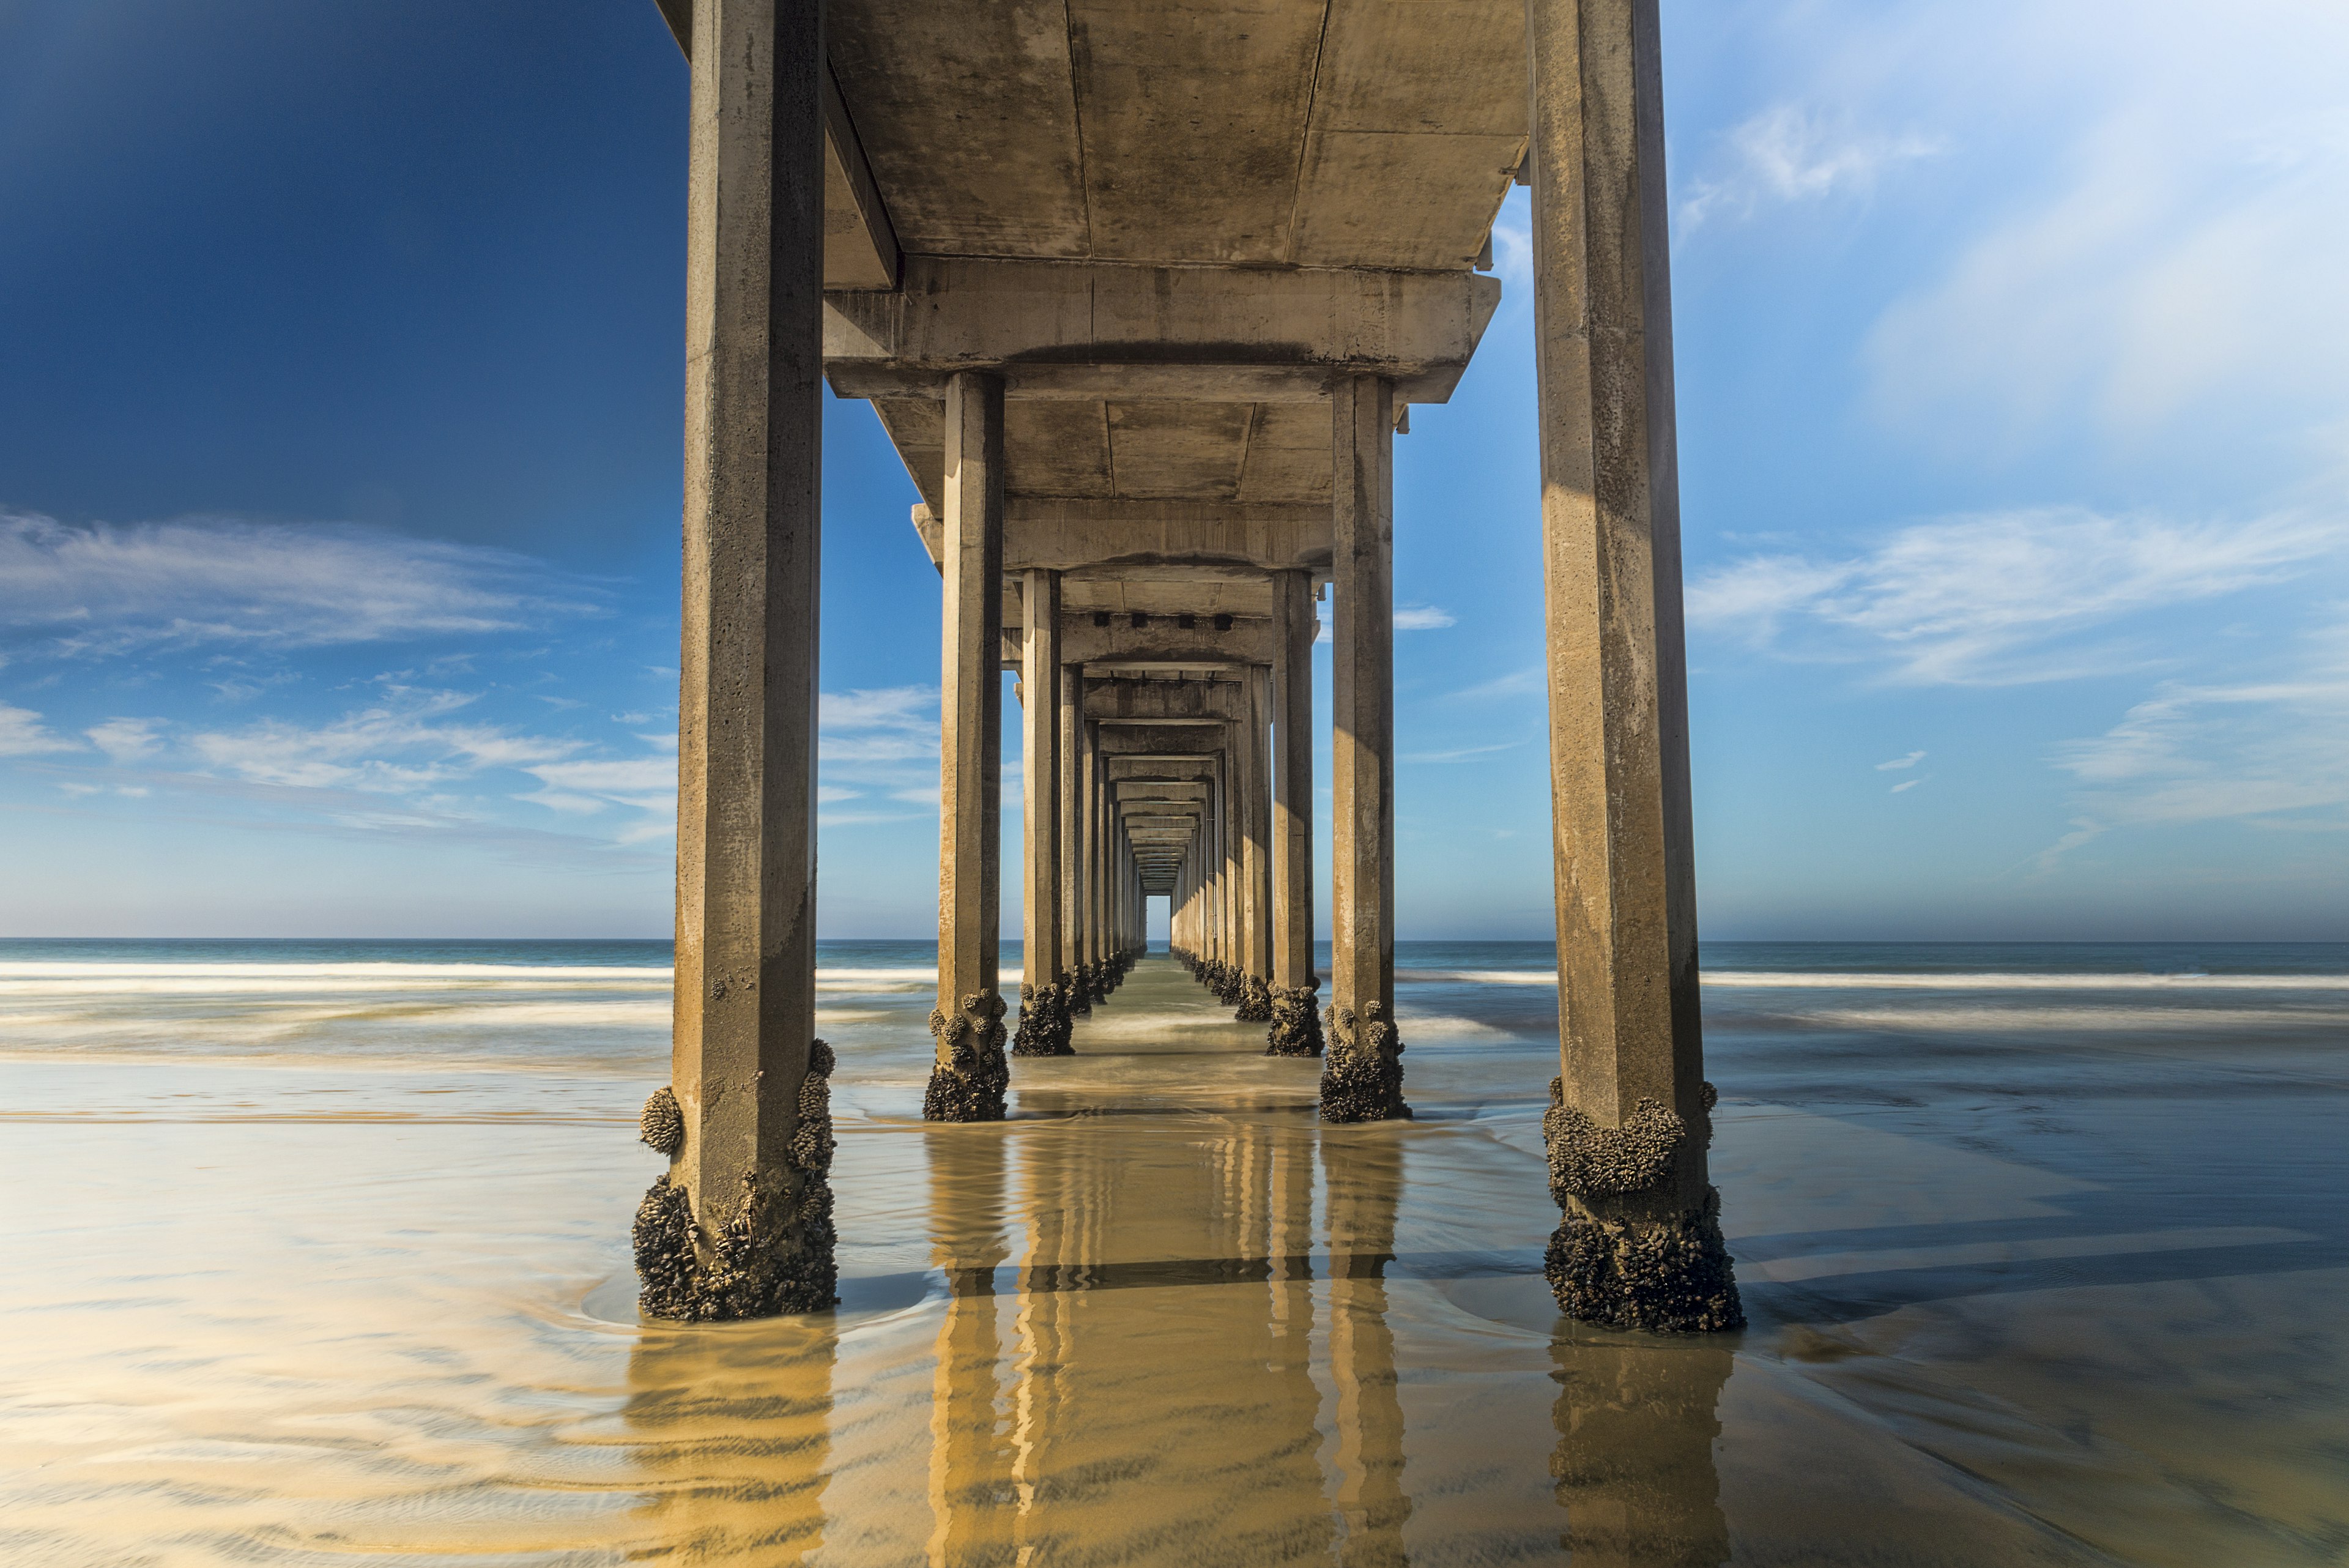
[1705,971,2349,992]
[1395,969,1554,986]
[1797,1006,2347,1031]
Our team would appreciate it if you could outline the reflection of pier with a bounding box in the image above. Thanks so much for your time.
[634,0,1740,1334]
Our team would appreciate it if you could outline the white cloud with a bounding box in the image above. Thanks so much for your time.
[1890,778,1923,794]
[1825,1,2349,457]
[1395,605,1457,631]
[1449,666,1543,702]
[1688,507,2340,685]
[820,685,938,767]
[86,717,162,760]
[0,703,77,756]
[190,688,577,792]
[0,509,584,656]
[1680,103,1945,233]
[1876,751,1925,771]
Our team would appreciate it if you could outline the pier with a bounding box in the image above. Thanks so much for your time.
[636,0,1739,1334]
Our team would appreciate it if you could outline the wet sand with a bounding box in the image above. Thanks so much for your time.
[3,945,2345,1564]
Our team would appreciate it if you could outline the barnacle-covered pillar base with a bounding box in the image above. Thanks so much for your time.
[1541,1080,1740,1332]
[634,1045,839,1321]
[1264,979,1324,1058]
[925,992,1011,1121]
[1318,1000,1407,1122]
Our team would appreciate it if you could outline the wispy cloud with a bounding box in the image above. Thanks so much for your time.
[1402,740,1524,764]
[86,718,162,760]
[1890,778,1924,794]
[1876,751,1926,771]
[1448,666,1543,702]
[819,685,937,765]
[0,704,77,756]
[1688,507,2340,685]
[1680,103,1945,233]
[1395,604,1457,632]
[190,688,577,792]
[0,509,586,657]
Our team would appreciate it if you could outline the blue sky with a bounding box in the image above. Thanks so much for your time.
[3,0,2346,940]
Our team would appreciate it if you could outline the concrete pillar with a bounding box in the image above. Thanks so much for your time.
[1526,0,1739,1332]
[1321,373,1405,1122]
[924,370,1009,1122]
[1012,572,1071,1057]
[1083,726,1106,998]
[1059,663,1089,1013]
[1240,666,1274,1021]
[1266,570,1322,1057]
[636,0,835,1320]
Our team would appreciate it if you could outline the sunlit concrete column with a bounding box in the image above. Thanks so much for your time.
[1321,373,1406,1122]
[1012,571,1071,1057]
[923,369,1009,1122]
[637,0,835,1320]
[1059,663,1089,1013]
[1526,0,1739,1332]
[1266,570,1322,1056]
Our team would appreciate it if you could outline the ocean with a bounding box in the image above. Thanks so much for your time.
[3,938,2344,1564]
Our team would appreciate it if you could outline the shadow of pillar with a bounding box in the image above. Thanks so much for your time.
[1548,1333,1732,1567]
[1321,1126,1411,1565]
[620,1314,837,1561]
[924,1126,1015,1566]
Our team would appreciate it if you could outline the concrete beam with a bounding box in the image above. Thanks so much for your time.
[912,499,1331,576]
[826,257,1502,405]
[1084,677,1247,724]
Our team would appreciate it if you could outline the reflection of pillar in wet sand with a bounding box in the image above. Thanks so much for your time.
[1322,1129,1411,1563]
[1011,1126,1078,1553]
[925,1128,1015,1565]
[622,1314,836,1557]
[1525,0,1740,1332]
[1549,1337,1732,1567]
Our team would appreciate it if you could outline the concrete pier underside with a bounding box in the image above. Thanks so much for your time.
[639,0,1739,1334]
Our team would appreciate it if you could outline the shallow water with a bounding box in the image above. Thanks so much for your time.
[3,938,2345,1565]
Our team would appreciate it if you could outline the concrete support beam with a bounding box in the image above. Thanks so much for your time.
[639,0,834,1321]
[1527,0,1739,1332]
[913,500,1330,578]
[1267,569,1322,1057]
[1323,372,1406,1122]
[826,257,1503,405]
[926,370,1009,1121]
[1012,570,1073,1058]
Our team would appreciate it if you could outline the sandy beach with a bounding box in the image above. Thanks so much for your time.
[4,938,2345,1564]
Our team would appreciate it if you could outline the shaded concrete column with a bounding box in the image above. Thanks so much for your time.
[1240,665,1274,1022]
[1526,0,1739,1332]
[1059,663,1089,1013]
[1085,724,1107,998]
[1012,571,1071,1057]
[1321,373,1406,1122]
[636,0,835,1320]
[924,369,1009,1122]
[1266,570,1323,1057]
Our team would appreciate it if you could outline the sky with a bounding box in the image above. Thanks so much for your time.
[2,0,2346,941]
